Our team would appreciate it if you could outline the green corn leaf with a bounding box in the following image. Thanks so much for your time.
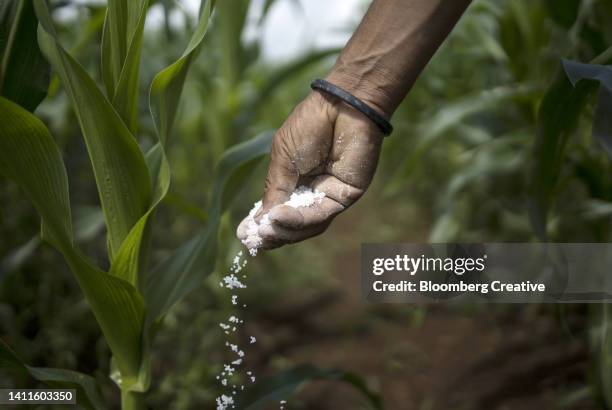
[35,0,152,260]
[259,0,279,24]
[0,96,72,249]
[216,0,250,88]
[101,0,145,95]
[0,339,105,410]
[146,131,273,322]
[259,0,302,24]
[109,152,169,287]
[527,67,596,239]
[101,0,149,132]
[247,48,340,111]
[0,0,50,112]
[562,59,612,158]
[0,96,146,391]
[63,252,146,392]
[109,0,214,288]
[383,84,539,197]
[258,48,340,101]
[237,364,383,410]
[103,144,167,289]
[149,0,212,144]
[113,0,212,319]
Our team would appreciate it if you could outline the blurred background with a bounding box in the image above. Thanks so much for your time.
[2,0,612,408]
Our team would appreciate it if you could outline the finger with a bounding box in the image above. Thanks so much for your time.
[257,130,299,220]
[236,217,250,241]
[258,221,328,250]
[311,174,363,207]
[267,205,303,229]
[268,197,344,230]
[266,174,361,230]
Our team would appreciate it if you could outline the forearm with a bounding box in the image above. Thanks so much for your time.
[326,0,471,118]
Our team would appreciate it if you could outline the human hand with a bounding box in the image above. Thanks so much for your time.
[236,89,384,251]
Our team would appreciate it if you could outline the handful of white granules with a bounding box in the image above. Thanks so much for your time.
[241,186,326,256]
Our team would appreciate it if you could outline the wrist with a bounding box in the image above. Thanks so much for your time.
[326,58,401,119]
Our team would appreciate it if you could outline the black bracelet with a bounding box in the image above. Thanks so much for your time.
[311,79,393,136]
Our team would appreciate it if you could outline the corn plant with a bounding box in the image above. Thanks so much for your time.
[0,0,274,408]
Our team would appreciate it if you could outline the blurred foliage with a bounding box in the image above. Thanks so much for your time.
[1,0,612,408]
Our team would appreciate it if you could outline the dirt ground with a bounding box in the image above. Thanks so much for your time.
[248,248,599,410]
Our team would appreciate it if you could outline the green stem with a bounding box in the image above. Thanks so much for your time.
[121,390,146,410]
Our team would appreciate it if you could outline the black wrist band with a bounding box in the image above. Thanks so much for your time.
[311,79,393,136]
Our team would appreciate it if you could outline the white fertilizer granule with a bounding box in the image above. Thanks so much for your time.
[283,185,326,208]
[218,224,300,409]
[216,395,234,410]
[216,251,257,409]
[222,274,246,289]
[241,186,326,256]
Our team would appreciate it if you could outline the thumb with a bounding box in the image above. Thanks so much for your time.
[256,138,298,220]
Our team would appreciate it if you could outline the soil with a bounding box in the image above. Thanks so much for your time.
[242,188,600,410]
[247,248,599,410]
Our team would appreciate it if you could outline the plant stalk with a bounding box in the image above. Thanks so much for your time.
[121,390,146,410]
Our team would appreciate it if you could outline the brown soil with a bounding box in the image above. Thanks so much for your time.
[248,247,599,410]
[242,188,600,410]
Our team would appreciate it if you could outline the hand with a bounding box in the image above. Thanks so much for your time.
[237,90,384,250]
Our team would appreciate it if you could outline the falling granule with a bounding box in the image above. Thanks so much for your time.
[230,251,246,274]
[224,364,235,377]
[241,186,326,256]
[216,237,268,409]
[215,394,234,410]
[221,274,246,289]
[216,252,250,409]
